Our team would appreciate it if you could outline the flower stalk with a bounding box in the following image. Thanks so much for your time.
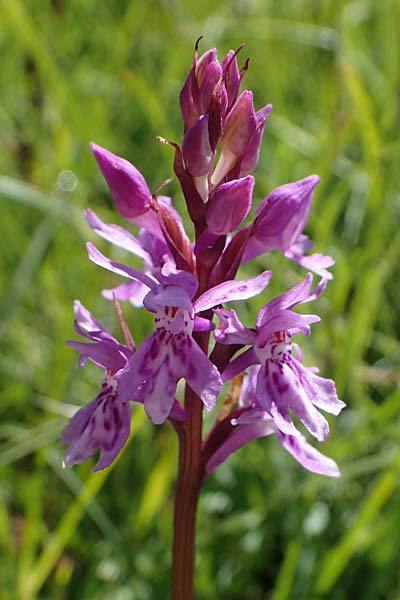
[172,385,203,600]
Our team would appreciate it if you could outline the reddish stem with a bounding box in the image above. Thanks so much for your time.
[172,385,203,600]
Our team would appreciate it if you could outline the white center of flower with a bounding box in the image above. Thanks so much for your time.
[154,307,194,335]
[255,330,292,362]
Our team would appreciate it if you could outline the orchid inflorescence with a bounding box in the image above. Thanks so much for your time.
[61,40,345,481]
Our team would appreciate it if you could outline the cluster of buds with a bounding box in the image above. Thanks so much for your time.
[61,41,344,478]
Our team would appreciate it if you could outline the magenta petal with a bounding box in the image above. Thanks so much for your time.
[179,67,198,130]
[87,243,157,289]
[84,209,151,262]
[66,340,128,373]
[193,316,214,331]
[73,300,115,342]
[205,421,274,474]
[256,310,320,345]
[199,61,222,112]
[221,50,241,110]
[102,280,149,306]
[159,264,198,299]
[285,249,334,280]
[194,270,272,313]
[222,348,259,382]
[239,104,272,176]
[213,308,256,345]
[143,285,194,314]
[276,431,340,477]
[61,381,131,471]
[254,175,319,247]
[182,114,214,176]
[293,360,346,416]
[223,91,256,155]
[207,176,254,235]
[196,48,218,84]
[256,274,314,328]
[90,142,152,221]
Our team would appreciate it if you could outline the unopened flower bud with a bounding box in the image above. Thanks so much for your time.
[91,142,152,221]
[239,104,272,177]
[207,176,254,235]
[221,50,241,111]
[182,115,214,176]
[242,175,320,261]
[179,69,198,131]
[195,48,217,86]
[211,91,256,185]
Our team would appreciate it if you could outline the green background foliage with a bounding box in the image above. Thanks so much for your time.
[1,0,400,598]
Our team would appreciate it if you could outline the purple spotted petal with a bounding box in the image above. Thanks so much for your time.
[256,363,302,437]
[292,360,345,416]
[181,336,222,411]
[118,329,222,424]
[257,360,330,442]
[60,379,131,471]
[194,270,272,313]
[117,333,178,424]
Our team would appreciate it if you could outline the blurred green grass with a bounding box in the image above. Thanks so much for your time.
[1,0,400,599]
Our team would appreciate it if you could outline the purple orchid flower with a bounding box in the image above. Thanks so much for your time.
[86,242,273,424]
[204,366,340,478]
[241,175,334,279]
[61,301,186,470]
[215,274,345,442]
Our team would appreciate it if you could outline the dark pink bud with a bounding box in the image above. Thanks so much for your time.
[195,48,218,87]
[199,61,223,114]
[179,68,198,130]
[182,115,214,177]
[90,142,152,221]
[239,104,272,176]
[243,176,320,262]
[222,50,241,111]
[212,91,256,185]
[207,176,254,235]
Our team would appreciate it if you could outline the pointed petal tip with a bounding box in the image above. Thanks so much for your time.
[304,174,320,188]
